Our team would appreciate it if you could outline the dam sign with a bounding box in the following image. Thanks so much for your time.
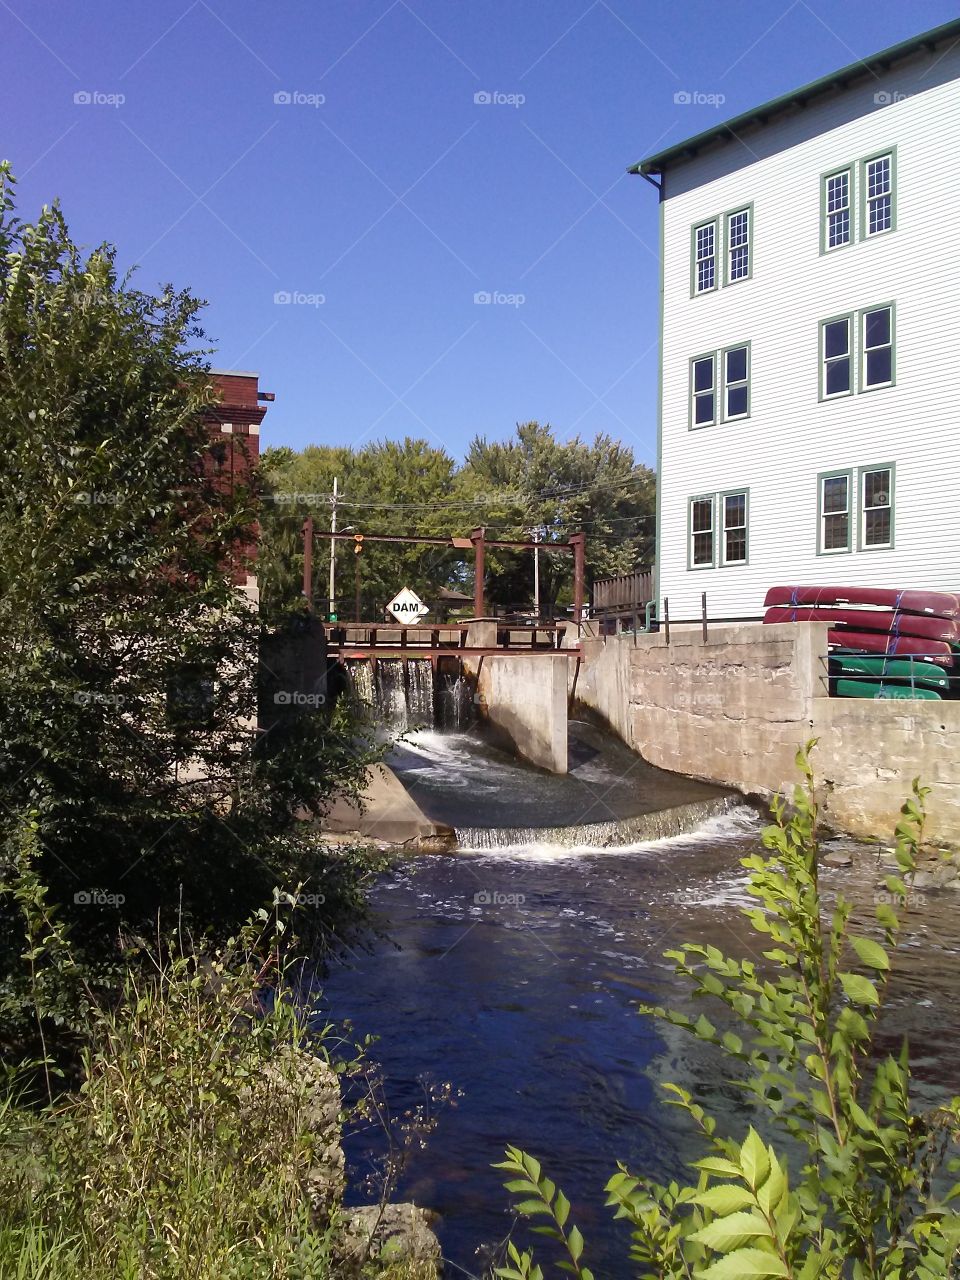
[387,587,430,623]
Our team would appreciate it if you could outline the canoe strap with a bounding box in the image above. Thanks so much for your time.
[790,587,799,606]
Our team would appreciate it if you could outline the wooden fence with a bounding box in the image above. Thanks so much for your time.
[591,571,653,617]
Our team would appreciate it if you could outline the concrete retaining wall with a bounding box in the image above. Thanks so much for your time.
[813,699,960,841]
[476,653,569,773]
[578,622,960,843]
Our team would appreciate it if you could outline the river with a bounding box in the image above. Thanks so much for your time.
[318,730,960,1279]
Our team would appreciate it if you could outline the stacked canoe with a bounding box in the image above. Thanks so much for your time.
[762,585,960,700]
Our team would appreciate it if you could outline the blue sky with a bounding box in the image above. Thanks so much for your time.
[3,0,956,464]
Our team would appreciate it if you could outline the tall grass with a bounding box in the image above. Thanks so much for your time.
[0,904,436,1279]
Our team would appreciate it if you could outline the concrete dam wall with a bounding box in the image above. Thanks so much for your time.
[578,621,960,843]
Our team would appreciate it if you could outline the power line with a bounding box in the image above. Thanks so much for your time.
[323,471,653,512]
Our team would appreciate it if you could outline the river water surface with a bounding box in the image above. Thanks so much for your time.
[319,731,960,1279]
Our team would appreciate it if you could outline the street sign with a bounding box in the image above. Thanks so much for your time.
[386,587,430,623]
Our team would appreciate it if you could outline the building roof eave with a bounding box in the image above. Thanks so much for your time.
[627,17,960,178]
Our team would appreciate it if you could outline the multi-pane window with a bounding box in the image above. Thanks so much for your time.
[817,466,895,553]
[691,346,750,426]
[724,346,749,418]
[821,305,894,398]
[822,317,852,398]
[824,169,851,249]
[861,467,893,547]
[820,150,895,250]
[722,492,748,564]
[688,492,748,569]
[819,473,851,553]
[694,220,717,294]
[864,154,893,236]
[691,355,716,426]
[727,208,750,281]
[862,305,893,388]
[690,497,715,567]
[690,208,753,294]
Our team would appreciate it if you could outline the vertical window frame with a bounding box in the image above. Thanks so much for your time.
[687,494,716,570]
[820,312,854,402]
[820,165,853,254]
[723,203,753,286]
[689,352,717,429]
[690,217,719,297]
[860,147,897,240]
[816,468,853,555]
[719,488,749,567]
[721,341,751,422]
[859,301,896,392]
[858,462,895,552]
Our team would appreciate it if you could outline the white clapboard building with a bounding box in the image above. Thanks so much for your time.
[632,18,960,622]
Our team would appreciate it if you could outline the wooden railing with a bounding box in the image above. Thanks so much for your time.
[591,570,653,614]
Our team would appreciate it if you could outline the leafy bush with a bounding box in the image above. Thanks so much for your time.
[0,163,381,1059]
[496,745,960,1279]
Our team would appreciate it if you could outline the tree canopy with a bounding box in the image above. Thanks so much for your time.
[0,164,372,1042]
[260,422,654,619]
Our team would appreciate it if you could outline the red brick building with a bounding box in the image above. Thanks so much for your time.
[203,370,273,597]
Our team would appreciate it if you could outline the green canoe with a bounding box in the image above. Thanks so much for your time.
[830,654,951,691]
[835,678,941,701]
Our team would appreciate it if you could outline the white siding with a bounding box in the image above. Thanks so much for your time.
[657,48,960,621]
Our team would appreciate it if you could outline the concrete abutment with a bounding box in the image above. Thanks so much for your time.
[577,622,960,843]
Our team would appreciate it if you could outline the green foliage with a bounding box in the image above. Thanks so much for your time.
[259,439,462,618]
[0,164,379,1057]
[496,745,960,1278]
[258,422,655,619]
[0,893,436,1279]
[459,422,654,613]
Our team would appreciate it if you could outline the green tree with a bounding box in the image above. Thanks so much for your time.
[260,438,465,619]
[261,424,656,622]
[0,165,373,1051]
[497,749,960,1278]
[458,422,655,616]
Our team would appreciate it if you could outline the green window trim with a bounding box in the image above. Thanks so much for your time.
[686,490,750,570]
[860,146,897,241]
[723,203,753,286]
[818,145,896,254]
[820,165,853,255]
[859,300,896,392]
[857,462,896,552]
[688,342,751,429]
[687,493,717,570]
[689,203,755,295]
[690,217,719,297]
[816,468,853,555]
[819,312,854,402]
[688,351,717,429]
[721,341,751,421]
[819,303,896,400]
[719,488,750,567]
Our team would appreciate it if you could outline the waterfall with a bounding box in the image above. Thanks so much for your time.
[455,795,740,851]
[436,671,475,731]
[406,659,435,729]
[375,659,410,730]
[345,659,375,709]
[343,657,473,732]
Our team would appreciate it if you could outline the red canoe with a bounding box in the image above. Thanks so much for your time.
[827,630,954,666]
[765,585,960,619]
[764,605,960,643]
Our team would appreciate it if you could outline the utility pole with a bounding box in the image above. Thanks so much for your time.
[328,476,338,620]
[532,527,541,620]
